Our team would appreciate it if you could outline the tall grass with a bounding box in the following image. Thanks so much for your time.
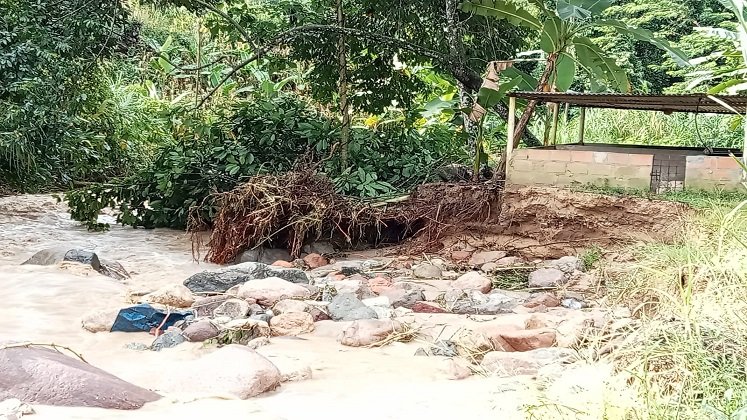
[605,200,747,419]
[532,108,742,148]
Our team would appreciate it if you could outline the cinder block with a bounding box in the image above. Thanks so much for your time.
[592,152,608,164]
[629,154,654,167]
[614,165,650,179]
[606,153,633,165]
[511,150,531,160]
[566,162,590,175]
[510,159,535,172]
[543,161,568,174]
[550,150,573,162]
[525,149,555,161]
[716,157,743,170]
[588,164,613,176]
[570,151,595,163]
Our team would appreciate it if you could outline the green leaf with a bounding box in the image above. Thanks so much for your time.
[556,0,612,20]
[460,0,542,31]
[540,16,564,53]
[549,53,576,91]
[599,19,691,67]
[695,26,740,41]
[500,67,538,90]
[573,36,630,92]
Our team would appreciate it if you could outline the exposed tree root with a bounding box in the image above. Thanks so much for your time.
[188,170,502,264]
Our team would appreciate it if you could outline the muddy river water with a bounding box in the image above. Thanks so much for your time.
[0,195,623,419]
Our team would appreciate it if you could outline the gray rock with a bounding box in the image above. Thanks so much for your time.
[430,340,458,357]
[381,282,426,309]
[184,262,309,293]
[22,247,128,280]
[412,263,442,279]
[528,268,568,288]
[250,313,273,323]
[213,298,251,319]
[238,248,292,265]
[124,343,149,351]
[547,256,584,274]
[150,330,186,351]
[191,295,231,317]
[447,290,524,315]
[561,298,587,310]
[182,320,220,342]
[302,242,336,255]
[327,293,377,321]
[0,345,160,409]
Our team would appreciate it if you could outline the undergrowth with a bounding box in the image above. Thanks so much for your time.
[573,183,746,209]
[603,199,747,419]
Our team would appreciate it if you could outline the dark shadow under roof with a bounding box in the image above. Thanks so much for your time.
[508,91,747,115]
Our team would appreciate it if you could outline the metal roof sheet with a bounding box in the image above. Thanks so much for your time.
[507,91,747,115]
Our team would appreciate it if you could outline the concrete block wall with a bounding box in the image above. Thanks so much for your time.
[685,156,744,190]
[507,149,653,189]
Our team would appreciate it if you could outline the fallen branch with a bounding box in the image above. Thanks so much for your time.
[0,342,88,364]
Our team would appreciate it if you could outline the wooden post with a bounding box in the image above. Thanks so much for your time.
[578,107,586,145]
[506,96,517,182]
[550,102,560,145]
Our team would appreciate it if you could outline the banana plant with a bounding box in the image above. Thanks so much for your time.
[685,0,747,178]
[460,0,690,152]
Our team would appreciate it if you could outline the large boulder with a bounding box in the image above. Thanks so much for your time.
[191,295,231,317]
[182,320,220,342]
[184,262,309,293]
[213,298,251,319]
[237,277,311,306]
[327,293,377,321]
[81,308,119,333]
[22,247,129,280]
[157,345,281,399]
[0,345,160,409]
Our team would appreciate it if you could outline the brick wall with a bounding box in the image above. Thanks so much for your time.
[685,156,744,190]
[507,149,653,189]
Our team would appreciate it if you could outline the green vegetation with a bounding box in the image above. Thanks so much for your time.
[605,198,747,419]
[573,182,746,209]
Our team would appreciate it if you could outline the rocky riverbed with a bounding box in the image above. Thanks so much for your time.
[0,195,638,419]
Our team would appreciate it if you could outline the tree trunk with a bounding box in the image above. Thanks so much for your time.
[336,0,350,169]
[445,0,478,153]
[496,52,559,179]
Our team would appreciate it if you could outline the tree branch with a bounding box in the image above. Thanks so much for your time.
[193,23,541,146]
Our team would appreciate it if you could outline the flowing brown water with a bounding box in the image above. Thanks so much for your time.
[0,195,628,419]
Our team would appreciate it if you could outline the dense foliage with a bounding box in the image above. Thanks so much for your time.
[3,0,745,224]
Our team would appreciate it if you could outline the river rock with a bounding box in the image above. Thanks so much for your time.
[500,328,556,351]
[528,268,567,289]
[303,253,328,269]
[328,293,377,321]
[303,241,335,255]
[480,262,499,273]
[377,283,425,309]
[524,293,561,309]
[81,308,119,333]
[452,271,492,294]
[159,345,281,399]
[412,263,442,279]
[547,256,584,273]
[0,345,160,409]
[238,248,292,264]
[184,262,309,294]
[481,348,574,377]
[330,279,364,296]
[22,247,129,280]
[191,295,230,317]
[411,302,447,313]
[468,250,507,266]
[182,320,220,342]
[150,330,186,351]
[142,284,195,308]
[270,312,315,336]
[0,398,34,419]
[213,298,251,318]
[273,299,312,314]
[237,277,311,306]
[339,319,403,347]
[496,256,523,267]
[440,358,472,380]
[447,290,524,315]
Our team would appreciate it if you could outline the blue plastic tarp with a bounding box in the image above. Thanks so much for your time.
[110,304,193,333]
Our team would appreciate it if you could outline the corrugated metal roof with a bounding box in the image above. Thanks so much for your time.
[508,91,747,115]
